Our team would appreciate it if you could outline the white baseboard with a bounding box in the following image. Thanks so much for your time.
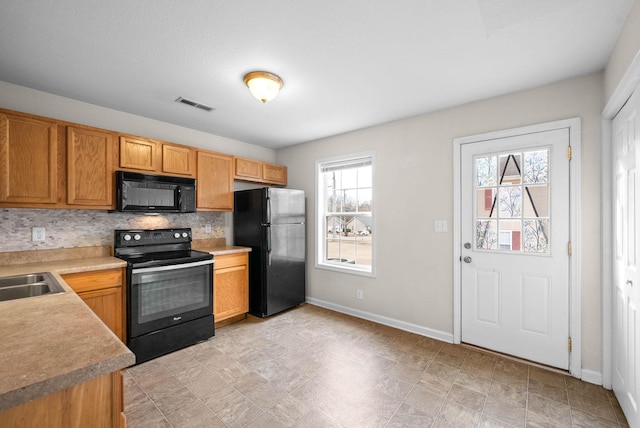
[306,297,454,344]
[581,369,603,386]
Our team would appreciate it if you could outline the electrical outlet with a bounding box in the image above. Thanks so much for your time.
[205,223,212,234]
[32,227,45,242]
[434,220,448,233]
[356,289,363,300]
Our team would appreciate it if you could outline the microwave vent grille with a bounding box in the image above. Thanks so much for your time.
[175,97,214,112]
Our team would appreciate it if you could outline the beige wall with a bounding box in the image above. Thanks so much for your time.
[605,0,640,101]
[277,72,604,373]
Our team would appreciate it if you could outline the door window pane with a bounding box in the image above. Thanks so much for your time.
[474,148,550,254]
[523,150,548,184]
[476,220,497,250]
[476,188,497,218]
[499,186,522,218]
[476,156,497,187]
[524,219,549,253]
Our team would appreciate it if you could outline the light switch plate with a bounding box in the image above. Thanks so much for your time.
[434,220,448,233]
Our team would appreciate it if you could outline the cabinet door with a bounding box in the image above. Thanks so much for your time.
[162,144,195,177]
[119,135,158,172]
[197,151,233,211]
[67,127,114,206]
[79,287,123,341]
[0,372,123,428]
[234,157,262,181]
[214,254,249,321]
[0,113,58,204]
[62,268,124,341]
[263,163,287,185]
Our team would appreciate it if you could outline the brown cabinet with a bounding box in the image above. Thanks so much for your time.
[197,150,234,211]
[162,143,195,177]
[262,162,287,184]
[61,268,125,342]
[0,112,59,204]
[214,253,249,322]
[0,371,125,428]
[234,156,287,185]
[119,135,157,171]
[118,135,195,178]
[66,126,114,207]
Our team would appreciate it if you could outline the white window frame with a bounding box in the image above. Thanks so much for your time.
[315,151,375,277]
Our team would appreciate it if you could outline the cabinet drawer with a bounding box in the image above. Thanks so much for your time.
[214,253,248,270]
[62,268,123,294]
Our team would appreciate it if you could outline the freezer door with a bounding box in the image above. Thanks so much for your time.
[264,223,306,316]
[267,188,305,225]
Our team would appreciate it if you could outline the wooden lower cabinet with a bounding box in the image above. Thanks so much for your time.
[0,371,125,428]
[214,253,249,322]
[61,268,125,342]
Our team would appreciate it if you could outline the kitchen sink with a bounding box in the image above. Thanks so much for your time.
[0,272,65,302]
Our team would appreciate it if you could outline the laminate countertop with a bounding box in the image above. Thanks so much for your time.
[0,257,135,412]
[193,245,252,256]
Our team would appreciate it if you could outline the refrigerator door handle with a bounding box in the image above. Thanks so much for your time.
[266,225,272,266]
[266,195,271,225]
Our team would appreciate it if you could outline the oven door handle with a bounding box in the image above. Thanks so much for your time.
[132,259,214,275]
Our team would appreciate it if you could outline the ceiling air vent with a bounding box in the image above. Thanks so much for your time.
[175,97,214,112]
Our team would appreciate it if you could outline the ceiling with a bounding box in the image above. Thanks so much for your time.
[0,0,634,150]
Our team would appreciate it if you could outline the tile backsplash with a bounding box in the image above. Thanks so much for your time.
[0,208,226,252]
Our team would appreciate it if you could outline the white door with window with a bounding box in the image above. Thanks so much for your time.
[612,87,640,428]
[460,128,571,369]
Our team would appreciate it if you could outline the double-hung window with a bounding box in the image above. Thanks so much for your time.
[316,152,374,275]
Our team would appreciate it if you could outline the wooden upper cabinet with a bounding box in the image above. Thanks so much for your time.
[197,150,233,211]
[234,157,262,181]
[0,112,58,204]
[67,126,114,207]
[162,144,195,177]
[234,157,287,185]
[118,136,195,177]
[119,135,157,172]
[262,162,287,185]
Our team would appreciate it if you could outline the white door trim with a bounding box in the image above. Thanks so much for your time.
[601,51,640,389]
[453,118,582,378]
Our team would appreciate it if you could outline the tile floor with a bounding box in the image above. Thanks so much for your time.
[124,304,629,427]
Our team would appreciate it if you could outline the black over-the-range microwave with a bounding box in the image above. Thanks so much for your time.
[115,171,196,213]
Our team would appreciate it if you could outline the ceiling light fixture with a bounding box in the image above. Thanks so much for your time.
[243,71,283,103]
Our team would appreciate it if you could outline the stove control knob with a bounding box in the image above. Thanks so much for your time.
[123,234,131,241]
[174,232,181,238]
[182,232,188,238]
[133,234,141,241]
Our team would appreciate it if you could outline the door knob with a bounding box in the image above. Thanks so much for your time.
[463,256,472,263]
[464,242,471,249]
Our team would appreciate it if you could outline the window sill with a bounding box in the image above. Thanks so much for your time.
[315,262,375,278]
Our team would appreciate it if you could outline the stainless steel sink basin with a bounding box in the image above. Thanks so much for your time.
[0,272,65,302]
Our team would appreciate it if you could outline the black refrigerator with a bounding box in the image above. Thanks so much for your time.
[233,188,306,317]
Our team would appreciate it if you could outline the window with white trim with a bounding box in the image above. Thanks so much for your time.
[316,153,374,275]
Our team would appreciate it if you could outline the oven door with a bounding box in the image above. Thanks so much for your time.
[129,259,213,338]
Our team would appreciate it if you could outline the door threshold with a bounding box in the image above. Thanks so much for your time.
[461,343,570,376]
